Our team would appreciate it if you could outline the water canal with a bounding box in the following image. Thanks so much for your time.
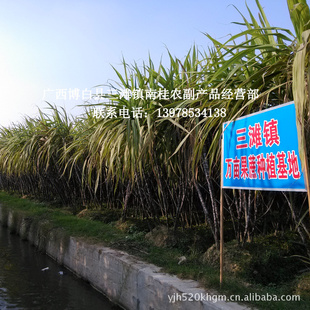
[0,224,121,310]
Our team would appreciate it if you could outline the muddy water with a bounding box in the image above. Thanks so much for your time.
[0,225,121,310]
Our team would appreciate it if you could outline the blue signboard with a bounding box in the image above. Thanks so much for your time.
[222,102,306,191]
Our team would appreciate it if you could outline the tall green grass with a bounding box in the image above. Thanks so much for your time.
[0,0,309,250]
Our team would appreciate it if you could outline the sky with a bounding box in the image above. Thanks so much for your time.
[0,0,307,127]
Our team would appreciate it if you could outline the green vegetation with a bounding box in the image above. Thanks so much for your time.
[0,0,310,309]
[0,191,309,310]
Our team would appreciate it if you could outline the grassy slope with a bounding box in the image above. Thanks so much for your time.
[0,191,309,310]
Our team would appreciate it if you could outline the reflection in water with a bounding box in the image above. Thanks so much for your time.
[0,225,121,310]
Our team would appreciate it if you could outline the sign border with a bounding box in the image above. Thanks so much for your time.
[221,101,307,192]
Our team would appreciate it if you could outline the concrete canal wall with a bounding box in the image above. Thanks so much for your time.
[0,204,250,310]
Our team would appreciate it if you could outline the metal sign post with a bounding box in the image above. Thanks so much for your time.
[220,157,224,286]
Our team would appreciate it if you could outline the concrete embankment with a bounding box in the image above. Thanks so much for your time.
[0,204,250,310]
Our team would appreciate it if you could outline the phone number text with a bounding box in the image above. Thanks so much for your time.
[157,108,226,118]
